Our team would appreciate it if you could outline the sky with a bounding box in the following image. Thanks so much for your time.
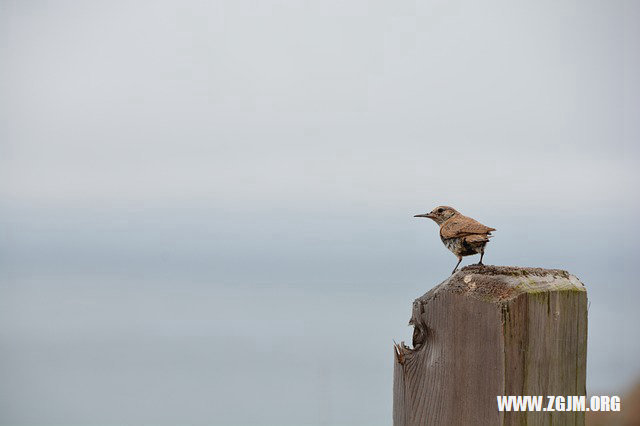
[1,1,639,425]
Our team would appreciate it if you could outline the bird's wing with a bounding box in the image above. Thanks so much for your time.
[440,215,496,239]
[463,234,491,244]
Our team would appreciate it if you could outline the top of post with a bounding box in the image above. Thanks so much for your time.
[417,265,586,304]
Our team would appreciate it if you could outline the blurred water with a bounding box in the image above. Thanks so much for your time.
[0,205,638,426]
[0,275,405,426]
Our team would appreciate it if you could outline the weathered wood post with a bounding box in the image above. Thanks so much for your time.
[393,265,588,426]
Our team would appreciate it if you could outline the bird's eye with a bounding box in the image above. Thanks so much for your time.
[437,208,444,213]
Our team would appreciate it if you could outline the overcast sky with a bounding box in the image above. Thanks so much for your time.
[1,1,639,425]
[2,0,639,211]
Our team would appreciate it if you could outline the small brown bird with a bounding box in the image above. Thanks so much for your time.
[414,206,495,274]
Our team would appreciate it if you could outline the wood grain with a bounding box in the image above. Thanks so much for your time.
[393,265,588,426]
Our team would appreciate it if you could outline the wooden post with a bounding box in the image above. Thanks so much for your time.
[393,265,588,426]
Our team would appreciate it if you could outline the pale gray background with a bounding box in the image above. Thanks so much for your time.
[1,0,639,425]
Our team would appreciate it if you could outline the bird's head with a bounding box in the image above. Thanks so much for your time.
[414,206,458,225]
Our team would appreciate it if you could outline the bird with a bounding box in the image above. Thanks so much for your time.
[414,206,495,274]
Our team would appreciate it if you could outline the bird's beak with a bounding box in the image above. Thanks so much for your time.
[414,213,433,219]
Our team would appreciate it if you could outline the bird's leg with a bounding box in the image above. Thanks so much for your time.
[477,250,484,266]
[452,256,462,274]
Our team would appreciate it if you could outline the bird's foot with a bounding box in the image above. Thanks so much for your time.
[476,261,484,266]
